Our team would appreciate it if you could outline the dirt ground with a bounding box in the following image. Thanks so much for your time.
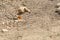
[0,0,60,40]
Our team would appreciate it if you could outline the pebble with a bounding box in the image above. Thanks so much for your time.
[15,19,25,22]
[56,7,60,11]
[1,29,8,32]
[55,3,60,14]
[2,22,5,25]
[18,6,30,13]
[56,3,60,7]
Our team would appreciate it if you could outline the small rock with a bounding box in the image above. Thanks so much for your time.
[1,29,8,32]
[2,22,5,25]
[56,3,60,8]
[18,6,30,13]
[15,19,25,22]
[55,7,60,14]
[57,7,60,10]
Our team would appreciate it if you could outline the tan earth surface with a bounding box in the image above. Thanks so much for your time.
[0,0,60,40]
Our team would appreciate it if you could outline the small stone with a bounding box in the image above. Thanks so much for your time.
[56,3,60,8]
[55,7,60,13]
[2,22,5,25]
[15,19,24,22]
[57,7,60,10]
[1,29,8,32]
[14,19,25,22]
[18,6,30,13]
